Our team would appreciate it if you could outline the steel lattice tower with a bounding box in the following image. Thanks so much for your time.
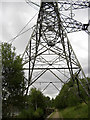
[23,0,90,98]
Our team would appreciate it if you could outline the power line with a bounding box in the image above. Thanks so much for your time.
[25,0,40,11]
[9,25,35,43]
[7,12,38,43]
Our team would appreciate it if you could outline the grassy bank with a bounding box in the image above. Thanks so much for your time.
[59,102,88,118]
[49,112,55,118]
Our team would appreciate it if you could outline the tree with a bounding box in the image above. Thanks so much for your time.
[54,77,89,110]
[28,88,46,111]
[2,43,26,117]
[44,96,51,108]
[18,88,46,119]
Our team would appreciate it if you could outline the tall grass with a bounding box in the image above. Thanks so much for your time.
[59,103,88,118]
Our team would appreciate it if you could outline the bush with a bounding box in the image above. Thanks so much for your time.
[54,80,84,109]
[33,108,44,119]
[18,108,44,119]
[18,108,34,119]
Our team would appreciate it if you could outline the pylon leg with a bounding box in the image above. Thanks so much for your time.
[22,2,90,97]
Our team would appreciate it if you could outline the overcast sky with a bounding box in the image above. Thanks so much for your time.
[0,0,89,98]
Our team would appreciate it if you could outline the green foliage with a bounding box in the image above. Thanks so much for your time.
[59,103,88,118]
[79,78,90,101]
[28,88,46,111]
[18,108,34,119]
[50,98,55,108]
[2,42,26,117]
[18,88,46,119]
[18,107,44,119]
[54,77,89,109]
[33,108,44,119]
[2,43,25,96]
[44,96,51,108]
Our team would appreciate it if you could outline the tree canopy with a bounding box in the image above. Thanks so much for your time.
[2,43,26,117]
[54,77,89,110]
[28,88,46,111]
[18,88,49,119]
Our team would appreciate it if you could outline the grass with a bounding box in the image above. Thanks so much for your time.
[48,109,58,118]
[49,111,55,118]
[59,102,88,118]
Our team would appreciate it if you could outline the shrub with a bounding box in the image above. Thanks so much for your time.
[33,108,44,119]
[18,108,34,119]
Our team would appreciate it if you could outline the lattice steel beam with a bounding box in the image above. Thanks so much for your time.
[58,0,90,11]
[23,1,90,97]
[26,0,90,11]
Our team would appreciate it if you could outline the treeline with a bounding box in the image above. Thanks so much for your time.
[2,43,26,117]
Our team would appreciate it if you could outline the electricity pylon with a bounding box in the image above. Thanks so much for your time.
[23,1,90,97]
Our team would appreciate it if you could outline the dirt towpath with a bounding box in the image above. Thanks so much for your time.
[47,109,63,119]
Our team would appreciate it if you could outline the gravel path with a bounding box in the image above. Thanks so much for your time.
[47,109,63,119]
[51,109,60,118]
